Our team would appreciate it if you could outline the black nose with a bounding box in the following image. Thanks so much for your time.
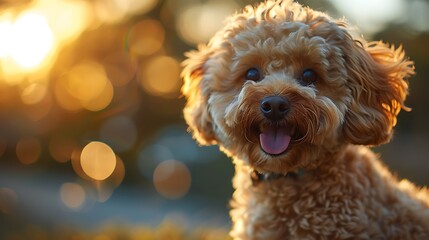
[260,96,290,121]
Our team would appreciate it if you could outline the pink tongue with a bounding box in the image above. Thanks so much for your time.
[259,126,291,155]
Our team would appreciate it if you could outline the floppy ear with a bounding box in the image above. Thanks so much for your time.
[342,40,414,145]
[181,45,216,145]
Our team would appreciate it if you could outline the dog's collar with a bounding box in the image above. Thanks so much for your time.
[250,169,305,186]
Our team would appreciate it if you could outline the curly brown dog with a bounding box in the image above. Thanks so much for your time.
[181,1,429,239]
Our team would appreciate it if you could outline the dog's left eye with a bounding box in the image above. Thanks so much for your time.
[300,69,318,86]
[245,68,261,81]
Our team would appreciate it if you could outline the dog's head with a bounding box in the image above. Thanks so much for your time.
[182,0,414,173]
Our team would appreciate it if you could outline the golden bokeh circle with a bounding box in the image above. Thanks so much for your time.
[140,56,180,98]
[16,136,42,165]
[60,183,86,209]
[128,19,164,56]
[153,160,191,199]
[80,141,117,181]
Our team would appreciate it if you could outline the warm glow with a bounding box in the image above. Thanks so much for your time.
[176,2,238,45]
[128,19,165,56]
[116,0,159,15]
[37,0,92,44]
[16,136,42,164]
[60,183,86,209]
[80,141,117,181]
[20,83,48,105]
[94,0,159,24]
[24,92,53,121]
[49,137,76,163]
[8,12,54,68]
[153,160,191,199]
[328,0,405,34]
[71,148,91,180]
[103,52,137,87]
[0,20,13,57]
[54,60,114,112]
[140,56,181,98]
[110,156,125,188]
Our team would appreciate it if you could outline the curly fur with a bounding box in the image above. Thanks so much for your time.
[181,1,429,239]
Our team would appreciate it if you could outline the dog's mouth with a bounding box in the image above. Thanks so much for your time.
[258,124,292,156]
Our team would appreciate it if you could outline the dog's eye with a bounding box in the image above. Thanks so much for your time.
[245,68,261,81]
[300,69,318,86]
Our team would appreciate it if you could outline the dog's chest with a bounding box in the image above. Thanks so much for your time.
[230,170,373,239]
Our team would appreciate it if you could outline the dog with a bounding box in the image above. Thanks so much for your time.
[181,1,429,239]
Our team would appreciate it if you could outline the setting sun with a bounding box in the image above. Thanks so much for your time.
[1,12,54,69]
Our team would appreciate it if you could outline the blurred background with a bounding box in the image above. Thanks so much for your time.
[0,0,427,239]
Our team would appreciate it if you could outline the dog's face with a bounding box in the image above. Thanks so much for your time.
[182,1,413,173]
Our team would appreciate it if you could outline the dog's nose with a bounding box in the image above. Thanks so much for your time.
[260,96,290,121]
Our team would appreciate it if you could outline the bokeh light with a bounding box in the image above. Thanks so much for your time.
[138,144,174,179]
[128,19,165,56]
[176,1,238,45]
[80,141,117,181]
[20,82,48,105]
[140,55,181,98]
[103,52,136,87]
[49,137,77,163]
[0,19,13,58]
[153,160,191,199]
[60,182,86,210]
[37,0,93,44]
[16,136,42,165]
[23,92,53,122]
[94,0,158,24]
[8,12,54,69]
[116,0,159,15]
[54,60,114,112]
[71,148,90,180]
[108,156,126,188]
[92,155,126,202]
[0,0,427,238]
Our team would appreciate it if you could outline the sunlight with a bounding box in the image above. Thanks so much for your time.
[36,0,92,44]
[8,12,54,69]
[0,20,13,57]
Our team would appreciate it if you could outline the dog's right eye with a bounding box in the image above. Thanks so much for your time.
[300,69,318,86]
[245,68,261,81]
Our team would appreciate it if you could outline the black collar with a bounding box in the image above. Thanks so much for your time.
[250,169,305,186]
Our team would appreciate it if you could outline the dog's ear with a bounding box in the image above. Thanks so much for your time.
[342,40,414,145]
[181,45,217,145]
